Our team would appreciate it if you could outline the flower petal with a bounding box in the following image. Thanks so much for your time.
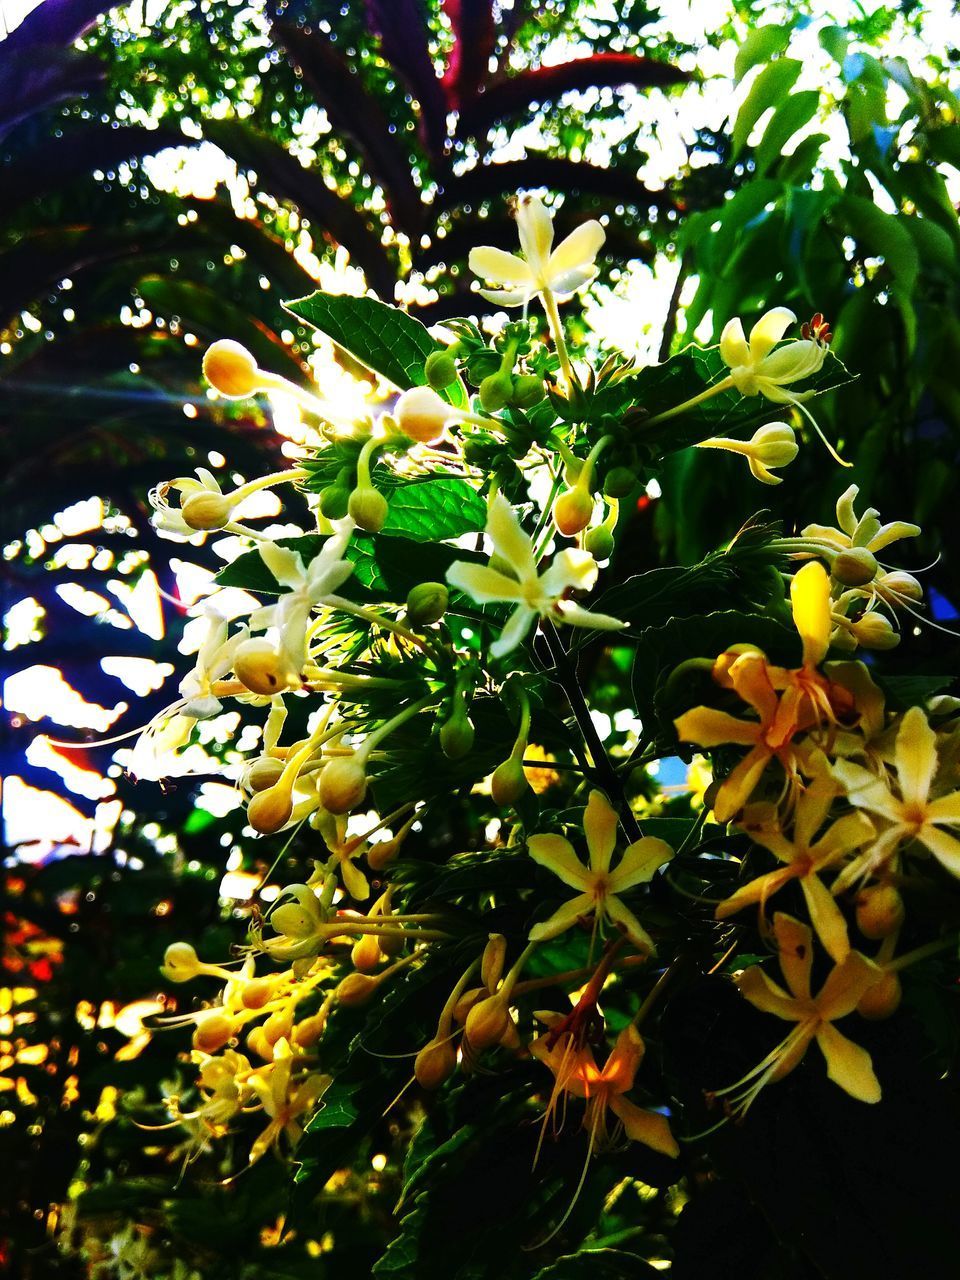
[583,789,618,873]
[735,965,804,1020]
[547,220,605,277]
[748,306,798,359]
[490,605,537,659]
[603,895,656,954]
[715,867,797,919]
[894,705,937,809]
[800,873,850,963]
[541,547,599,596]
[527,833,591,889]
[516,193,554,271]
[601,1024,644,1093]
[772,912,814,1000]
[486,493,538,583]
[550,266,599,299]
[712,744,773,823]
[446,561,524,604]
[719,316,750,368]
[791,560,832,669]
[917,823,960,877]
[816,951,882,1019]
[609,837,673,892]
[468,245,535,286]
[815,1022,881,1102]
[477,286,530,308]
[528,892,594,942]
[609,1096,679,1157]
[554,601,627,631]
[674,707,761,748]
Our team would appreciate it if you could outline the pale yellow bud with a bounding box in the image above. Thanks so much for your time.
[263,1007,294,1046]
[234,637,300,696]
[293,1012,327,1047]
[181,490,233,531]
[351,932,383,973]
[833,547,879,587]
[247,784,294,834]
[395,385,454,444]
[246,1026,274,1060]
[480,934,507,992]
[319,756,368,815]
[553,486,594,537]
[414,1037,458,1090]
[464,992,510,1051]
[857,971,902,1020]
[336,971,381,1006]
[490,757,529,807]
[161,941,202,983]
[849,612,899,650]
[876,571,923,605]
[243,754,285,793]
[241,978,275,1010]
[202,339,260,398]
[855,884,905,940]
[193,1013,235,1054]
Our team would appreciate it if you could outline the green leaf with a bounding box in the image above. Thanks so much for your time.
[874,674,956,710]
[734,25,793,84]
[839,196,920,294]
[733,58,802,155]
[755,90,821,175]
[284,291,467,407]
[304,1080,361,1132]
[380,477,486,540]
[533,1249,665,1279]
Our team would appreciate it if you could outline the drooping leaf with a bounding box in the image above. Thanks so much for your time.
[733,57,803,155]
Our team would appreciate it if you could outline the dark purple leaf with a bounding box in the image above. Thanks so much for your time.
[436,156,677,213]
[440,0,495,112]
[362,0,448,155]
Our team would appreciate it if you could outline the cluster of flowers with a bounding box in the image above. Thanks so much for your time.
[129,194,953,1191]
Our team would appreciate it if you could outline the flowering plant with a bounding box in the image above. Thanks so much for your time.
[115,194,958,1271]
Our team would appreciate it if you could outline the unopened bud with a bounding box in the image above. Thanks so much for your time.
[241,977,275,1010]
[850,612,899,650]
[293,1012,327,1047]
[367,835,403,871]
[243,755,285,793]
[161,942,202,983]
[193,1013,235,1054]
[553,486,594,537]
[181,490,233,531]
[247,784,294,835]
[584,525,614,561]
[351,932,383,973]
[395,385,454,444]
[319,756,368,814]
[263,1007,294,1046]
[480,371,514,412]
[855,883,905,939]
[511,373,544,409]
[336,971,381,1006]
[424,350,458,389]
[464,993,510,1051]
[876,571,923,605]
[415,1036,458,1089]
[491,756,529,807]
[348,484,388,532]
[440,707,475,759]
[857,970,902,1020]
[603,466,636,499]
[234,637,300,696]
[406,581,448,627]
[319,485,351,520]
[481,934,507,991]
[202,339,260,398]
[246,1026,273,1060]
[833,547,879,587]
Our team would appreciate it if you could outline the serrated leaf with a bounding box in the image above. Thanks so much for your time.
[284,291,466,407]
[381,477,486,540]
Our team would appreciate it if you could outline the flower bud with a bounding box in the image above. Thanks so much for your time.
[367,835,403,871]
[584,525,615,561]
[246,1026,273,1060]
[336,971,381,1006]
[511,373,544,408]
[319,485,351,520]
[234,637,300,696]
[850,612,900,650]
[406,582,448,627]
[553,486,594,537]
[415,1036,458,1089]
[243,755,285,793]
[833,547,879,587]
[348,484,389,532]
[247,784,294,835]
[603,466,636,499]
[263,1006,294,1045]
[161,942,203,983]
[351,932,383,973]
[464,993,510,1051]
[202,339,260,398]
[293,1012,327,1047]
[193,1013,235,1054]
[319,756,368,814]
[480,934,507,991]
[491,756,529,807]
[241,978,275,1010]
[424,350,458,389]
[395,385,454,444]
[876,571,923,605]
[181,490,233,531]
[750,423,798,465]
[855,883,905,940]
[480,371,514,412]
[857,970,901,1020]
[440,707,475,759]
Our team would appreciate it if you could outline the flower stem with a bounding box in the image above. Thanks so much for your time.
[541,288,575,394]
[642,376,735,427]
[539,619,643,843]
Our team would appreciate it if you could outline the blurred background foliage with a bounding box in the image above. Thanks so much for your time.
[1,0,959,1275]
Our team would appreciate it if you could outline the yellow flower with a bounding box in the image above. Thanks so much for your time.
[717,773,875,961]
[718,913,882,1113]
[801,483,920,564]
[468,193,605,309]
[832,705,960,890]
[527,790,672,953]
[248,1051,331,1165]
[720,307,827,403]
[531,1021,678,1158]
[446,494,625,658]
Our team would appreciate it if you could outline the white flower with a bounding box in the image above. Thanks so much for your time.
[249,524,355,672]
[720,307,827,404]
[446,494,625,658]
[468,193,605,309]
